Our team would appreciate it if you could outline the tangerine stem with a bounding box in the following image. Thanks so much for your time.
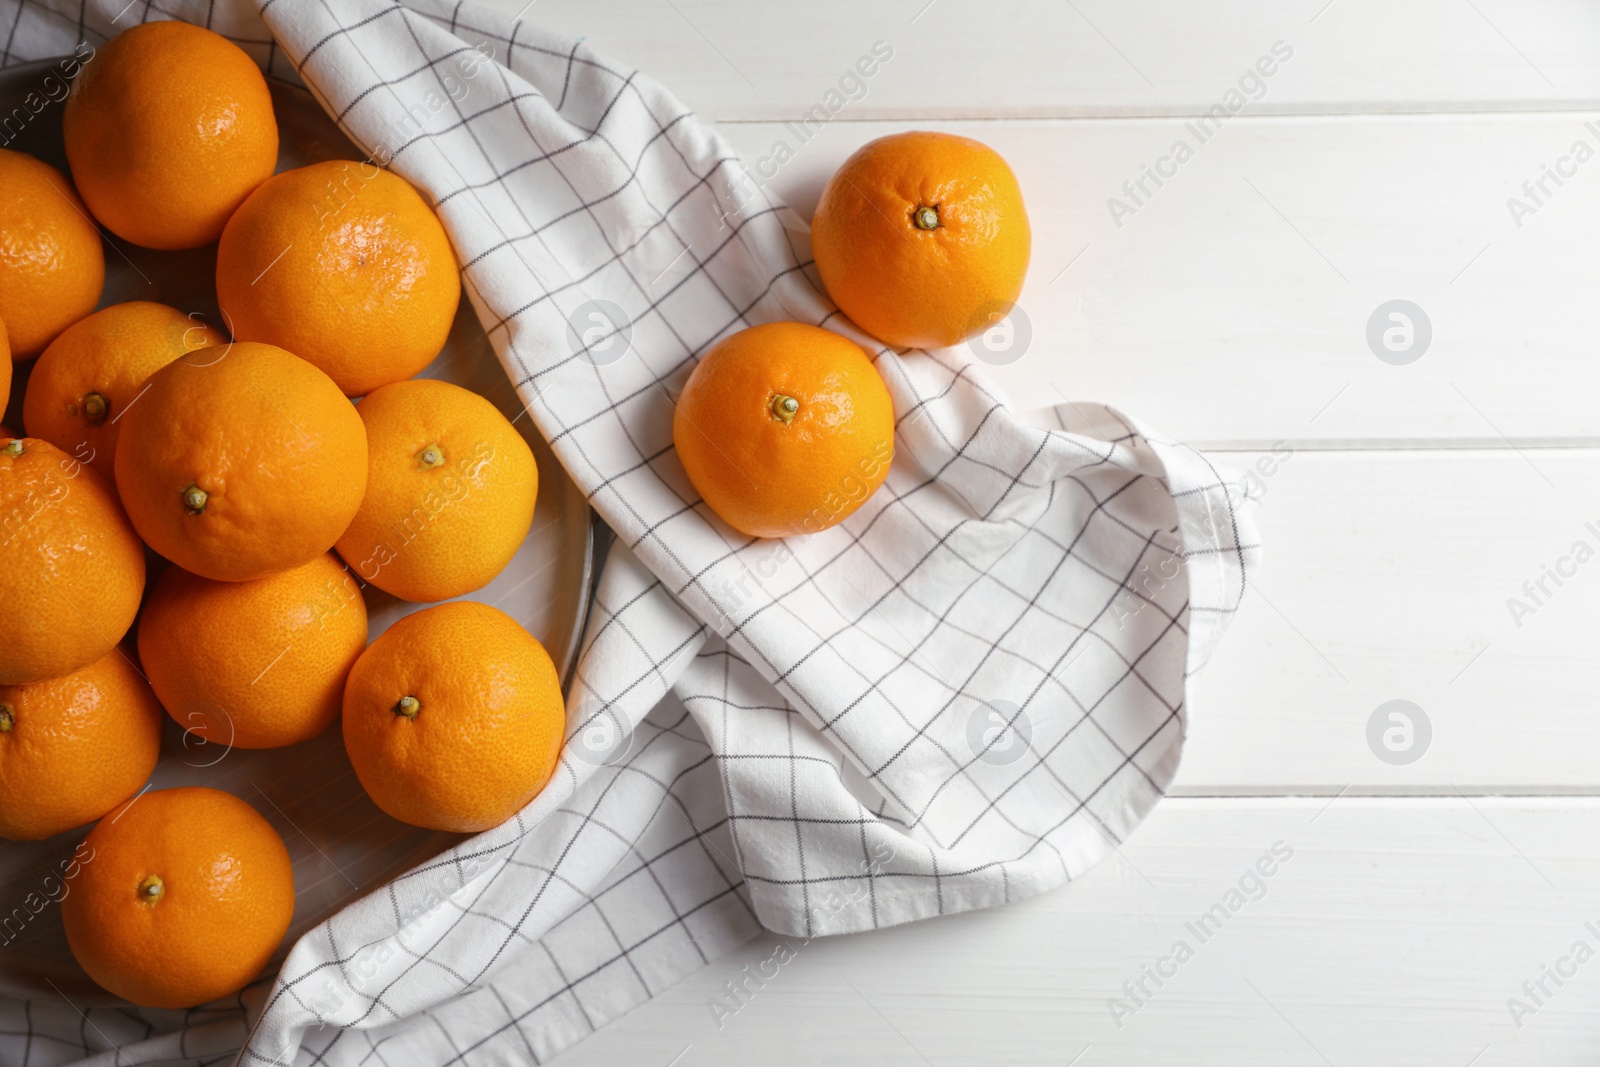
[771,394,800,424]
[82,392,109,426]
[182,485,208,513]
[394,696,421,719]
[913,204,940,230]
[1,441,21,457]
[0,704,13,733]
[417,445,445,470]
[138,874,164,903]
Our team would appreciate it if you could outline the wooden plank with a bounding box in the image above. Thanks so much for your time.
[497,0,1600,120]
[548,797,1600,1066]
[1180,447,1598,794]
[713,114,1600,446]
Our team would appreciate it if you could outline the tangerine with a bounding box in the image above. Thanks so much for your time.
[62,21,279,250]
[335,379,537,602]
[342,601,565,833]
[23,302,225,480]
[61,786,295,1008]
[113,342,368,582]
[139,553,367,749]
[811,131,1030,350]
[672,322,894,539]
[0,438,145,685]
[0,649,164,841]
[0,149,105,358]
[216,161,460,397]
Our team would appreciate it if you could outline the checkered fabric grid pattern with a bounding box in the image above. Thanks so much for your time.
[0,0,1259,1064]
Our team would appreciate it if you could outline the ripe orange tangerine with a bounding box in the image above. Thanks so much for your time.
[61,786,295,1009]
[0,438,145,685]
[0,149,105,359]
[113,342,368,583]
[215,161,461,397]
[811,131,1031,351]
[342,601,565,833]
[0,649,164,841]
[139,553,368,749]
[672,322,895,539]
[335,379,537,603]
[62,21,279,250]
[23,301,225,480]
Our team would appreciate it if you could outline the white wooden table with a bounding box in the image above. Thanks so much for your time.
[472,2,1600,1062]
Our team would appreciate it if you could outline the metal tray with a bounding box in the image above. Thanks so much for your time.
[0,58,594,1003]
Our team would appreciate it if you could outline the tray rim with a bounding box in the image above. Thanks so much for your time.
[0,53,603,1003]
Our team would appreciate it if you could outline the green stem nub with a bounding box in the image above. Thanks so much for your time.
[0,705,13,733]
[771,394,800,424]
[417,445,446,470]
[913,204,940,230]
[82,392,109,426]
[138,874,164,903]
[0,441,21,457]
[395,696,421,719]
[182,485,208,514]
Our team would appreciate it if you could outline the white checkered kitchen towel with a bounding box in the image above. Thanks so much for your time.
[0,1,1259,1063]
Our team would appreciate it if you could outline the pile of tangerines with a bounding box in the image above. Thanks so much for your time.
[0,21,1031,1013]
